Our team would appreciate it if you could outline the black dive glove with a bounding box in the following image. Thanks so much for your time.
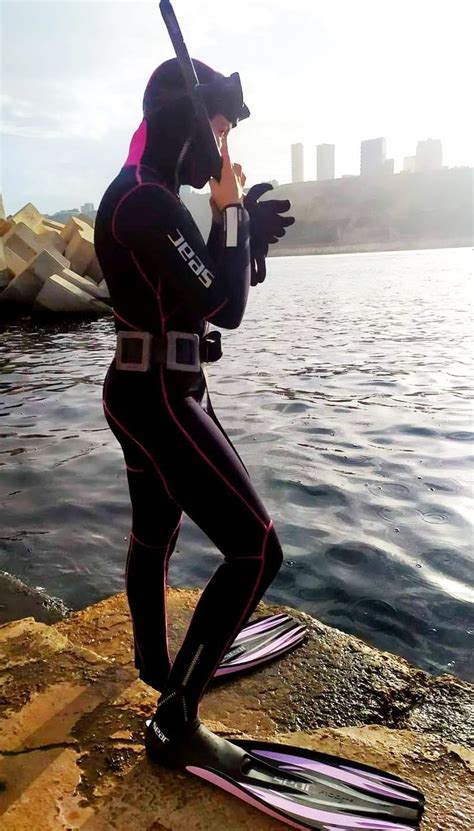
[243,183,295,285]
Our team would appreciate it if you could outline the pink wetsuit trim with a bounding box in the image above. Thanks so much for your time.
[156,289,267,529]
[206,298,228,319]
[102,375,175,502]
[125,513,182,667]
[197,519,273,705]
[111,181,182,247]
[113,309,141,330]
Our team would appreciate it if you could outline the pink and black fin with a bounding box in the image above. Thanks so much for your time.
[213,612,307,681]
[145,720,424,830]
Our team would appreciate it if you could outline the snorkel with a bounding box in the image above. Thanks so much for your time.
[159,0,249,182]
[158,0,294,284]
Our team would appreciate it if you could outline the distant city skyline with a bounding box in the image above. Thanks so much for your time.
[317,144,335,181]
[290,136,447,183]
[2,0,473,214]
[291,143,304,183]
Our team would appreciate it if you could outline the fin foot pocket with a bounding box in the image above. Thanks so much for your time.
[145,718,248,772]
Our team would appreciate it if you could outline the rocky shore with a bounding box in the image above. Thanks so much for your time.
[0,571,70,627]
[0,588,472,829]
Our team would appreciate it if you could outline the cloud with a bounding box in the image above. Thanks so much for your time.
[2,82,138,140]
[2,0,473,213]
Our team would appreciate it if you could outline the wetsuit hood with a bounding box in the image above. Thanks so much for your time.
[125,57,249,191]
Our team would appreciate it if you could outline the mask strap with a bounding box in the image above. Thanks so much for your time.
[175,134,193,193]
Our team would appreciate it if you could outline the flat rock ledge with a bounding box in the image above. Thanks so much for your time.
[0,589,472,830]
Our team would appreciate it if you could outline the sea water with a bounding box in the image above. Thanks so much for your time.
[0,247,472,680]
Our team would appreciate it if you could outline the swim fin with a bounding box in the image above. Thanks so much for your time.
[214,612,307,681]
[137,613,307,690]
[145,719,424,830]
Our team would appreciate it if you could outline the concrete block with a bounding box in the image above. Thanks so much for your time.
[61,268,110,302]
[34,273,110,315]
[97,279,110,301]
[86,253,103,283]
[65,225,96,276]
[2,222,44,276]
[0,267,44,306]
[0,241,9,289]
[60,216,93,244]
[30,249,70,279]
[0,219,14,237]
[42,218,66,233]
[37,230,67,255]
[76,213,95,228]
[0,249,70,306]
[11,202,44,234]
[2,222,70,277]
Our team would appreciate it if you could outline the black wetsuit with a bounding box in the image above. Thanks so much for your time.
[95,151,283,732]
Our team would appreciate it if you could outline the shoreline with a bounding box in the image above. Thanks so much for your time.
[1,587,472,829]
[0,570,70,625]
[268,238,473,257]
[1,568,470,685]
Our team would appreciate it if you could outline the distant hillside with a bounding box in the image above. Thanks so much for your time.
[183,167,473,254]
[265,167,473,253]
[46,168,472,256]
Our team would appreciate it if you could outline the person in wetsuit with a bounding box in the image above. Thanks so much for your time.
[94,58,293,761]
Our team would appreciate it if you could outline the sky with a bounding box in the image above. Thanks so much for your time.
[1,0,473,215]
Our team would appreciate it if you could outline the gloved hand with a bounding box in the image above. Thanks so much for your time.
[243,183,295,285]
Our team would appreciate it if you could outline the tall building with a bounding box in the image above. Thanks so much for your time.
[403,156,416,173]
[291,143,304,183]
[317,144,335,181]
[384,159,394,175]
[80,202,94,214]
[415,139,443,171]
[360,137,386,176]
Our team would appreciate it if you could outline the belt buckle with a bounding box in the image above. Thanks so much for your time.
[166,331,200,372]
[115,331,152,371]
